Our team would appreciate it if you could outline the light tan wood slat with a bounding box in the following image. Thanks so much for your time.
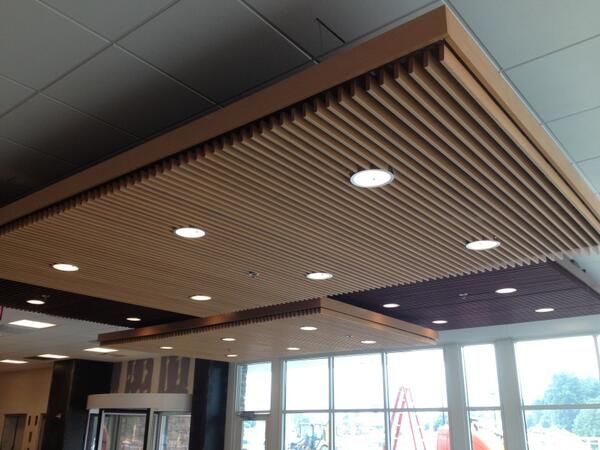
[423,49,600,245]
[332,92,544,261]
[365,75,574,251]
[384,66,581,249]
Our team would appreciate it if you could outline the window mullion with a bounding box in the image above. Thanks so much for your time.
[443,343,471,450]
[267,359,283,450]
[495,339,527,450]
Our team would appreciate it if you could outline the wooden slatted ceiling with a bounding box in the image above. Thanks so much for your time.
[98,298,437,363]
[0,43,599,317]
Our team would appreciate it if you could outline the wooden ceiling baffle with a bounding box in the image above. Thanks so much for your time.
[0,7,599,358]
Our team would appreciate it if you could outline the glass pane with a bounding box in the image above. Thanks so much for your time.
[335,412,385,450]
[524,408,600,450]
[285,358,329,411]
[284,413,329,450]
[463,344,501,407]
[241,420,266,450]
[515,336,600,405]
[470,410,503,450]
[84,414,99,450]
[334,353,383,409]
[238,363,272,412]
[387,349,447,409]
[158,415,190,450]
[390,411,449,450]
[101,413,147,450]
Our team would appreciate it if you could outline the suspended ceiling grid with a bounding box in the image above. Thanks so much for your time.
[0,9,598,318]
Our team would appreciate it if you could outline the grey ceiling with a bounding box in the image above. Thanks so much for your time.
[1,0,600,208]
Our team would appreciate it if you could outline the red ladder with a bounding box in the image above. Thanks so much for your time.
[390,386,427,450]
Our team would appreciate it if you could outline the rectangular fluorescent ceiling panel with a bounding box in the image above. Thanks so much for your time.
[99,298,438,362]
[8,319,56,329]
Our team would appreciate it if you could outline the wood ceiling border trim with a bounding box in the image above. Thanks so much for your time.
[0,7,450,226]
[99,297,437,346]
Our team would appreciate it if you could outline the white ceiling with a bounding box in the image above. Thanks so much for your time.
[0,307,154,372]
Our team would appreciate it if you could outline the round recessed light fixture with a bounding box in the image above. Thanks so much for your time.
[495,287,517,294]
[535,308,555,313]
[383,303,400,309]
[174,227,206,239]
[221,337,236,342]
[300,326,318,331]
[306,272,333,281]
[226,354,238,358]
[432,320,448,325]
[361,340,377,345]
[287,347,301,351]
[160,346,174,350]
[465,239,501,251]
[350,168,394,188]
[126,317,141,322]
[27,299,46,305]
[52,263,79,272]
[189,294,212,301]
[459,293,469,298]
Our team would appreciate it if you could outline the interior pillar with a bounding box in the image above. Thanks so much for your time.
[189,359,229,450]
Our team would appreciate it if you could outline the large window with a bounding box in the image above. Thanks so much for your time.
[463,344,504,450]
[237,362,272,450]
[515,336,600,450]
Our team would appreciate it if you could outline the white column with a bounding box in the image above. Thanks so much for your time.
[443,344,471,450]
[495,339,528,450]
[267,359,284,450]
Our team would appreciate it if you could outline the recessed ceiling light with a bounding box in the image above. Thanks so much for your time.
[300,326,318,331]
[38,354,68,359]
[0,359,27,365]
[287,347,301,351]
[174,227,206,239]
[432,320,448,325]
[226,354,238,358]
[306,272,333,281]
[160,346,174,350]
[84,347,118,353]
[350,168,394,188]
[383,303,400,309]
[189,294,212,301]
[495,288,517,294]
[221,337,236,342]
[459,293,469,297]
[9,320,55,329]
[52,263,79,272]
[26,299,46,305]
[465,239,501,251]
[126,317,141,322]
[361,340,377,345]
[535,308,555,313]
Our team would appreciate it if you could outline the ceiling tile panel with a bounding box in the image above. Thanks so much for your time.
[42,0,174,40]
[449,0,600,69]
[0,77,34,116]
[0,95,136,166]
[578,157,600,192]
[506,35,600,122]
[0,0,107,89]
[548,107,600,163]
[119,0,310,103]
[45,47,215,138]
[246,0,435,57]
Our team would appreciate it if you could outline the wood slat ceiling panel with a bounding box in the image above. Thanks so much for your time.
[0,43,598,316]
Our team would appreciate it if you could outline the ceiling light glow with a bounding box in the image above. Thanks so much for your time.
[361,340,377,344]
[300,326,318,331]
[126,317,141,322]
[306,272,333,281]
[9,320,55,329]
[383,303,400,309]
[52,263,79,272]
[221,337,236,342]
[535,308,555,313]
[27,299,46,305]
[1,359,27,364]
[495,288,517,294]
[189,295,211,301]
[84,347,118,353]
[287,347,300,351]
[226,354,238,358]
[160,346,174,350]
[38,354,68,359]
[432,320,448,325]
[465,239,501,251]
[174,227,206,239]
[350,168,394,188]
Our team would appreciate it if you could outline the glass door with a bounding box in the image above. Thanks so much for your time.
[241,418,267,450]
[96,410,149,450]
[0,414,26,450]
